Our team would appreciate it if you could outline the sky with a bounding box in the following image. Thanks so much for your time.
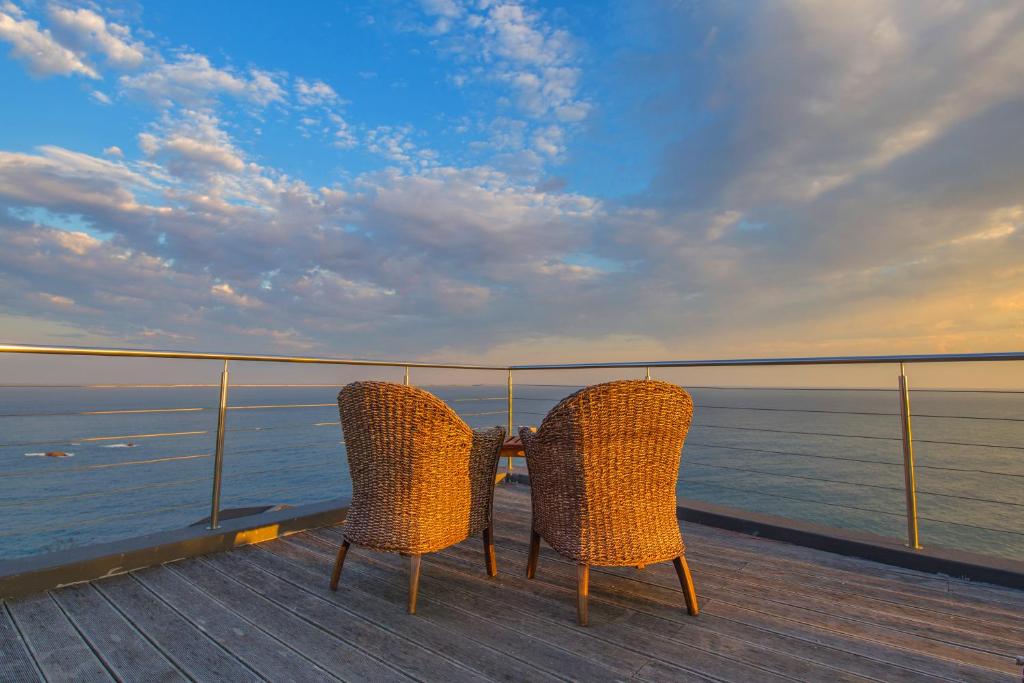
[1,0,1024,385]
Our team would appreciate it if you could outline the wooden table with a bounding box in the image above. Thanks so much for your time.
[498,435,525,476]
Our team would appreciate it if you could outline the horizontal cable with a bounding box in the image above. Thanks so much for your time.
[683,480,904,518]
[686,441,902,467]
[0,476,210,510]
[697,403,1024,423]
[697,404,896,417]
[684,481,1024,535]
[0,402,337,419]
[2,453,211,478]
[915,489,1024,509]
[0,500,211,538]
[912,413,1024,422]
[0,407,209,419]
[685,385,898,392]
[0,430,211,449]
[458,410,507,417]
[81,430,207,442]
[913,462,1024,479]
[0,420,328,448]
[0,383,347,389]
[695,419,1024,449]
[913,438,1024,451]
[916,515,1024,536]
[228,403,335,411]
[1,437,344,479]
[692,423,899,441]
[450,396,557,403]
[683,460,905,492]
[688,459,1024,508]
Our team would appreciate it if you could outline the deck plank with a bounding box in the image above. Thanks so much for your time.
[305,530,799,683]
[0,603,41,682]
[431,539,940,683]
[6,592,112,682]
[130,565,338,682]
[495,503,1024,654]
[3,482,1022,683]
[485,500,1017,680]
[276,534,628,681]
[257,539,578,682]
[170,556,409,683]
[92,572,261,682]
[468,537,1014,682]
[288,530,661,678]
[501,486,1024,620]
[50,583,186,682]
[207,547,489,682]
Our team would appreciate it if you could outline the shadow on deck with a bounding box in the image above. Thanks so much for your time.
[2,482,1023,682]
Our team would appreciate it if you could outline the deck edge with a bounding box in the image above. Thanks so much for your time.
[0,498,349,599]
[503,473,1024,589]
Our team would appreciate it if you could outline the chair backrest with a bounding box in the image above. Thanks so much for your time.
[338,381,475,553]
[526,380,693,562]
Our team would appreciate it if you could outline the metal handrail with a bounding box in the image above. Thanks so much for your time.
[0,343,504,370]
[510,350,1024,370]
[4,341,1024,547]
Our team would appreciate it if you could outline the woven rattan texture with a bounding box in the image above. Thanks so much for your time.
[338,381,505,555]
[521,380,694,566]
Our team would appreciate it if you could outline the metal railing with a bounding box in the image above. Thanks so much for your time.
[2,343,1023,554]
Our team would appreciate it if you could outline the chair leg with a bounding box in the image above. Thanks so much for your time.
[483,523,498,577]
[329,539,350,591]
[576,564,589,626]
[673,555,699,616]
[526,528,540,579]
[408,554,422,614]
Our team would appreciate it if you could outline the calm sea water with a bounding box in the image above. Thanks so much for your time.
[1,385,1022,562]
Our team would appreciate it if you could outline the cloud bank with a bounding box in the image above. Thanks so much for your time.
[0,0,1022,367]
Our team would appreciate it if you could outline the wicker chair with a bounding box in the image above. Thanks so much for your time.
[331,381,505,613]
[520,379,697,625]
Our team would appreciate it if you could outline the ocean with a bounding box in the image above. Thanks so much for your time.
[1,384,1022,562]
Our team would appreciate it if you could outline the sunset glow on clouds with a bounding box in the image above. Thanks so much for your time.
[1,1,1023,366]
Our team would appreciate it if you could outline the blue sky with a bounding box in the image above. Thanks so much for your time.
[1,0,1024,375]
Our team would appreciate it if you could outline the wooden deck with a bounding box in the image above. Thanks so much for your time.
[2,482,1023,682]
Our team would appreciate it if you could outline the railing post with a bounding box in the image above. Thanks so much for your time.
[897,362,922,549]
[507,369,514,470]
[645,366,651,380]
[208,359,229,530]
[404,366,410,386]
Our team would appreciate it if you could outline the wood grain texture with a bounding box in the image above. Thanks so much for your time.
[50,583,185,682]
[6,592,111,682]
[0,603,41,682]
[3,482,1020,683]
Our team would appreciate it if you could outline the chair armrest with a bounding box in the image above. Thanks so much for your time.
[468,426,505,534]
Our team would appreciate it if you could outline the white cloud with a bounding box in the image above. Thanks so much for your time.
[138,110,246,178]
[211,282,261,308]
[90,89,111,104]
[47,5,146,69]
[0,8,98,78]
[417,1,590,173]
[329,113,358,149]
[295,78,339,107]
[39,292,75,307]
[365,126,438,168]
[120,53,285,107]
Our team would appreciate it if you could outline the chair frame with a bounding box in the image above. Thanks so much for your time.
[329,381,505,613]
[521,379,698,625]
